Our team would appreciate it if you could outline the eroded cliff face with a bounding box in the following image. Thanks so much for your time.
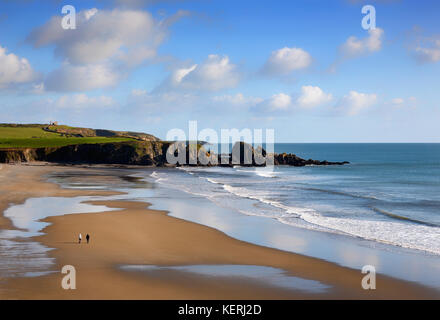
[0,148,41,163]
[43,141,170,165]
[0,141,171,166]
[0,141,349,167]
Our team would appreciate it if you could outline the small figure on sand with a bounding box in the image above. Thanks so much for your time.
[86,234,90,244]
[78,233,82,244]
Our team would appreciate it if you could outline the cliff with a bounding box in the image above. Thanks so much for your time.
[0,141,171,166]
[0,141,349,167]
[0,123,349,167]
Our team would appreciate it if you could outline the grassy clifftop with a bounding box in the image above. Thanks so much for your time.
[0,123,171,165]
[44,124,159,141]
[0,124,158,149]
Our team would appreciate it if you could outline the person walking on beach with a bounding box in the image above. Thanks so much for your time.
[78,233,82,244]
[86,234,90,244]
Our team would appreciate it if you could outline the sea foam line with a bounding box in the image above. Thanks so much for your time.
[220,182,440,255]
[152,169,440,256]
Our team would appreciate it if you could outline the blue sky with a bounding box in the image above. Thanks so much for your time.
[0,0,439,142]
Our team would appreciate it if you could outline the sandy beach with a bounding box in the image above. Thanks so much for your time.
[0,163,438,300]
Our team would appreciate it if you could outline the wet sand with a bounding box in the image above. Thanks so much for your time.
[0,163,439,299]
[0,163,121,230]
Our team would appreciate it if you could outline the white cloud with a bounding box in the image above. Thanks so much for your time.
[297,85,333,108]
[162,54,241,91]
[172,64,198,84]
[28,8,186,92]
[391,97,404,105]
[29,8,159,65]
[7,93,118,125]
[52,94,116,109]
[388,97,417,109]
[414,39,440,63]
[128,90,198,114]
[0,46,38,89]
[45,63,120,92]
[263,47,312,76]
[337,91,377,115]
[341,28,384,58]
[126,90,260,116]
[31,82,45,94]
[251,86,333,114]
[115,46,157,68]
[212,93,263,107]
[330,28,385,72]
[250,88,378,116]
[252,93,292,113]
[268,93,292,110]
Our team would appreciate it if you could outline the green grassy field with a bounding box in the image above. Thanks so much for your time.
[0,125,134,148]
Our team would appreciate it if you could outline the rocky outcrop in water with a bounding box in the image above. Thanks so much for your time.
[274,152,349,166]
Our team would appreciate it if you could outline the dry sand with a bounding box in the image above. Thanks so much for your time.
[0,163,438,299]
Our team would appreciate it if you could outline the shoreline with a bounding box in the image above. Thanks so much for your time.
[0,163,122,231]
[0,163,439,299]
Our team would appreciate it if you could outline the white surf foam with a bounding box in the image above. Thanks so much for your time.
[150,169,440,256]
[221,184,440,255]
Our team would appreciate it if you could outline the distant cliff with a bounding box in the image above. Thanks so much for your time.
[0,141,168,165]
[0,123,349,166]
[0,141,349,167]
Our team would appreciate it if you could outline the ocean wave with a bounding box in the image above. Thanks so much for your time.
[221,184,440,255]
[283,213,440,255]
[371,207,440,228]
[151,169,440,256]
[255,171,277,178]
[222,185,292,214]
[235,168,278,178]
[150,171,162,180]
[297,186,380,201]
[205,177,221,184]
[151,171,218,199]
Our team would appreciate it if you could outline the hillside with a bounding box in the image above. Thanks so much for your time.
[0,124,159,149]
[44,124,159,141]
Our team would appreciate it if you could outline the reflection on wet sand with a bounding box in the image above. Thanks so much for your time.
[121,264,331,293]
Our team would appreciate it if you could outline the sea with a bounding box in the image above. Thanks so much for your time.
[149,143,440,255]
